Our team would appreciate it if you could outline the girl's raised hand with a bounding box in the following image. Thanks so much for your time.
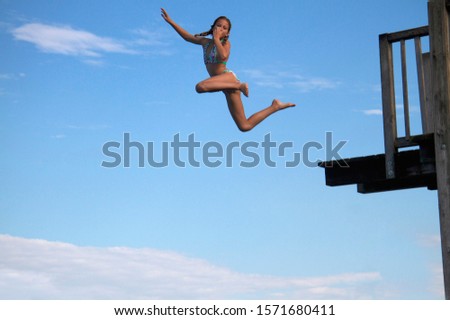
[213,26,227,41]
[161,8,172,23]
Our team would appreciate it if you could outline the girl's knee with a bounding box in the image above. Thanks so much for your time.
[195,82,207,93]
[236,122,252,132]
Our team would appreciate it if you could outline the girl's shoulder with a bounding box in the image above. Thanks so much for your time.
[196,36,211,46]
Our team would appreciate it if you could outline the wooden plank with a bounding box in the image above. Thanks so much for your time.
[320,154,386,187]
[423,53,435,133]
[319,143,436,193]
[429,0,450,300]
[379,34,397,178]
[358,174,437,193]
[386,25,429,42]
[415,38,431,133]
[395,133,435,148]
[401,40,411,139]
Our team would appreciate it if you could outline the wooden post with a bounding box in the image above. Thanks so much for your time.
[380,34,397,179]
[429,0,450,300]
[401,40,411,139]
[422,52,434,134]
[415,38,433,134]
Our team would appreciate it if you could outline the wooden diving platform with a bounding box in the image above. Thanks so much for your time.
[318,134,437,194]
[318,0,450,298]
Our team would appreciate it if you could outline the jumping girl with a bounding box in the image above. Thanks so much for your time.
[161,8,295,132]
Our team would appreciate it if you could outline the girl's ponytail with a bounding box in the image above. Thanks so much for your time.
[194,26,213,38]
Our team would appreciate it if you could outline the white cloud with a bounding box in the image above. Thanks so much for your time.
[359,104,421,117]
[0,73,26,80]
[416,233,445,297]
[0,234,382,299]
[0,73,26,97]
[65,124,111,130]
[428,263,445,297]
[290,77,340,92]
[241,69,284,89]
[12,23,136,57]
[11,23,175,63]
[241,69,340,93]
[417,234,441,248]
[51,134,66,139]
[130,28,168,47]
[362,109,383,116]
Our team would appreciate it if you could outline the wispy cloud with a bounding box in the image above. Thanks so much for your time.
[12,23,136,57]
[417,233,441,248]
[0,234,382,299]
[0,73,26,98]
[358,103,422,117]
[241,69,340,93]
[416,233,444,297]
[51,134,66,139]
[361,109,383,116]
[130,28,167,47]
[10,22,173,64]
[429,263,445,297]
[65,124,111,131]
[50,123,110,139]
[290,77,340,92]
[241,69,284,89]
[0,73,26,80]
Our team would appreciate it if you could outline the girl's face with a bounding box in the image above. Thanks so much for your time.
[214,19,230,37]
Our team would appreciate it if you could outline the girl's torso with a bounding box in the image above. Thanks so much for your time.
[202,39,229,76]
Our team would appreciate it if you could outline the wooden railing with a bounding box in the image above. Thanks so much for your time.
[379,25,431,178]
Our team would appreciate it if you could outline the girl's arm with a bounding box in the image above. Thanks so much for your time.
[212,27,230,61]
[161,8,205,45]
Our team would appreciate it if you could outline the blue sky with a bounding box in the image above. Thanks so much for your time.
[0,0,443,299]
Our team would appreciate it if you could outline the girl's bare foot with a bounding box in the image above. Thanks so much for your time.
[272,99,296,110]
[240,82,249,97]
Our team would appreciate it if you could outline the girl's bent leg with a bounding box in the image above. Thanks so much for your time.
[196,73,249,97]
[224,91,252,132]
[224,91,295,132]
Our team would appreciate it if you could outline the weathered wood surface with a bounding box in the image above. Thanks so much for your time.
[429,0,450,300]
[401,40,411,139]
[379,34,397,179]
[318,135,436,194]
[385,25,429,42]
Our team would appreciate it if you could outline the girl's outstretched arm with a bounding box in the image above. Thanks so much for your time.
[161,8,205,45]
